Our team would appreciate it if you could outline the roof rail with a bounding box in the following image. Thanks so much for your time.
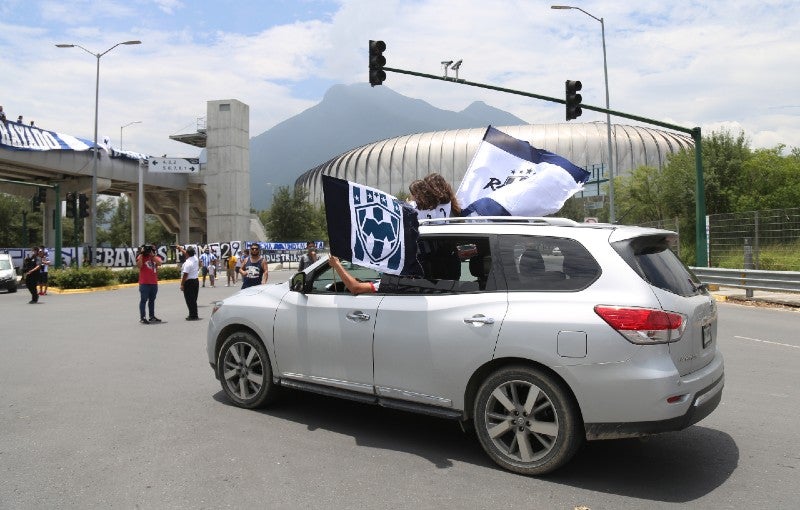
[418,216,580,226]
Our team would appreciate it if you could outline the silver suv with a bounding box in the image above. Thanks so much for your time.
[207,217,723,475]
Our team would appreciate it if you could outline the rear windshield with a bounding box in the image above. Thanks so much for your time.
[613,235,704,297]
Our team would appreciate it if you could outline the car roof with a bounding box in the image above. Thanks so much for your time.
[418,217,676,241]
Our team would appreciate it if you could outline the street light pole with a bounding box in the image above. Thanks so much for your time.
[56,40,141,264]
[552,5,615,222]
[120,120,141,152]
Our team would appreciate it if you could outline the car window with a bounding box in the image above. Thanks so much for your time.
[0,259,11,270]
[379,235,497,294]
[499,235,600,291]
[308,259,382,293]
[613,234,703,297]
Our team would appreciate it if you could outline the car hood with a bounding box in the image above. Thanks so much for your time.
[223,281,291,304]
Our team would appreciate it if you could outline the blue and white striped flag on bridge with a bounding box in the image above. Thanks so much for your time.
[456,126,591,217]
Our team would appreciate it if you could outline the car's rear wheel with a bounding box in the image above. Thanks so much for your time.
[474,365,583,475]
[217,331,277,408]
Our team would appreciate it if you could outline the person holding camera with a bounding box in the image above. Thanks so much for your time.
[137,244,163,324]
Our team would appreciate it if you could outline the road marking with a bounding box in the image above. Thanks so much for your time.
[733,336,800,349]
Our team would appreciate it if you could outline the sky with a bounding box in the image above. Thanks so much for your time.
[2,0,799,160]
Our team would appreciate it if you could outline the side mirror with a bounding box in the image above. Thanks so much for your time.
[291,272,306,293]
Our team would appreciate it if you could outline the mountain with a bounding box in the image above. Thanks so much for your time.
[248,83,527,209]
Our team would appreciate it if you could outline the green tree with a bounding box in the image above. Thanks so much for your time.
[613,165,671,224]
[260,186,327,242]
[144,215,174,245]
[734,145,800,211]
[0,193,45,246]
[100,196,132,247]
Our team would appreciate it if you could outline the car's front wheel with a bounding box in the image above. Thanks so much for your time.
[217,330,277,409]
[474,365,583,475]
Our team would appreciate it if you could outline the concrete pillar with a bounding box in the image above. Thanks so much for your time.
[129,192,138,247]
[43,192,54,247]
[204,99,250,243]
[180,189,191,244]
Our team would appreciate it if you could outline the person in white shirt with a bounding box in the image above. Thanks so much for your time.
[179,246,201,320]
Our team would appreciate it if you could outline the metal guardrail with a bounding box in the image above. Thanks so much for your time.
[691,267,800,293]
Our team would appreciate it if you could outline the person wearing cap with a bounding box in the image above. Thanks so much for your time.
[239,244,268,289]
[179,246,201,320]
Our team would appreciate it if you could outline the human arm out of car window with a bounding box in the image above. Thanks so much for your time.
[328,256,376,295]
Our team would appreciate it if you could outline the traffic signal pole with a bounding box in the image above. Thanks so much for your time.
[0,178,63,268]
[376,62,708,266]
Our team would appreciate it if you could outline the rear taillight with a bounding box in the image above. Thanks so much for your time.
[594,305,686,344]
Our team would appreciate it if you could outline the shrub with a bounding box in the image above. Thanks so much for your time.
[49,267,116,289]
[115,268,139,284]
[159,265,182,280]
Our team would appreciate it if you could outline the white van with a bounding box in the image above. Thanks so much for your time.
[0,253,19,293]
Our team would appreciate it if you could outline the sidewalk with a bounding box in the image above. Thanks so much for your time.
[711,286,800,308]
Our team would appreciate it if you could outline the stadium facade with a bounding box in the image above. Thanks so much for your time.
[296,122,693,204]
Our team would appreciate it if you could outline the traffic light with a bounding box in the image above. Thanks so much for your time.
[66,192,76,218]
[38,187,47,203]
[565,80,583,121]
[78,193,90,218]
[369,40,386,87]
[31,194,41,212]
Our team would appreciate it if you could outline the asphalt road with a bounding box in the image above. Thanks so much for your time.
[1,272,798,509]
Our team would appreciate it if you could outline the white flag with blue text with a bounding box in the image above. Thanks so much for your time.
[456,126,591,217]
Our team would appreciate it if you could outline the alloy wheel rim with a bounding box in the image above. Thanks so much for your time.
[222,341,264,400]
[484,379,559,463]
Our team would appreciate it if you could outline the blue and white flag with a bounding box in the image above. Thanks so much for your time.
[0,120,96,152]
[456,126,591,217]
[322,175,422,277]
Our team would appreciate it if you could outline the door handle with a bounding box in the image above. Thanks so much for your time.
[346,311,371,322]
[463,314,495,326]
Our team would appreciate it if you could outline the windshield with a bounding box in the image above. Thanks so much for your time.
[0,259,11,270]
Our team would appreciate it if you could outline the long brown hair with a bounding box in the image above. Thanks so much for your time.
[409,179,440,210]
[424,173,461,216]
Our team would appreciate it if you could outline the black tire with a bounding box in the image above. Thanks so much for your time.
[7,285,17,293]
[216,330,278,409]
[473,365,583,475]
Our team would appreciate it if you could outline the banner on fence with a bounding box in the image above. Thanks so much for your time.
[1,240,326,270]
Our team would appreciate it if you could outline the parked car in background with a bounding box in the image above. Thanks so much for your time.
[207,217,724,475]
[0,253,18,293]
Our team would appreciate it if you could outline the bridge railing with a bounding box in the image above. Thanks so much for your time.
[690,267,800,294]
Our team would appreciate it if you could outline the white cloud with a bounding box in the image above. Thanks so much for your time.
[1,0,798,158]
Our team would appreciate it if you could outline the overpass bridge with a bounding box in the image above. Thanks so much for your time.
[0,99,259,250]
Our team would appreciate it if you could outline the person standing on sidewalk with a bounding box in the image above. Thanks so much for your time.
[298,241,318,271]
[136,244,163,324]
[179,246,201,320]
[38,246,50,296]
[22,247,42,304]
[225,252,237,287]
[233,250,245,284]
[239,244,268,289]
[199,248,213,287]
[207,250,218,288]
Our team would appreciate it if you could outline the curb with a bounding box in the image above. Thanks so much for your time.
[47,279,184,295]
